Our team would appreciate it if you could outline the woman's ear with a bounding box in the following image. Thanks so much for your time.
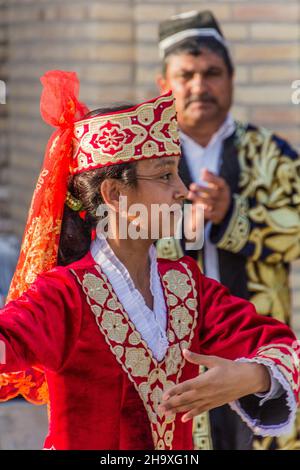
[99,179,122,213]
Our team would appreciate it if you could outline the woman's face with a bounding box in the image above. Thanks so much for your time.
[120,156,188,241]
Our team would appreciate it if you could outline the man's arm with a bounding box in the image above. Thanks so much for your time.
[209,131,300,264]
[161,262,299,436]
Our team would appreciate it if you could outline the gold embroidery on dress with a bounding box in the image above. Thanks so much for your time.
[170,306,193,340]
[82,273,109,305]
[256,344,300,392]
[73,261,199,450]
[125,348,151,377]
[163,269,192,298]
[253,343,300,450]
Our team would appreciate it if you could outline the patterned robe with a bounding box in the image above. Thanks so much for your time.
[157,122,300,449]
[159,122,300,324]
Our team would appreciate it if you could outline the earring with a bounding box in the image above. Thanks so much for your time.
[65,191,83,212]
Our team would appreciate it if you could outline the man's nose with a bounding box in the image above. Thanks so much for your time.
[190,73,207,93]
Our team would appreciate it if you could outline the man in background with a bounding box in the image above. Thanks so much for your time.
[156,10,300,450]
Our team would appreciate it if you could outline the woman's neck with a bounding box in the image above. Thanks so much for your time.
[107,237,154,310]
[107,237,152,283]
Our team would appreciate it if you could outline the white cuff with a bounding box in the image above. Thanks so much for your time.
[254,364,285,405]
[229,357,297,437]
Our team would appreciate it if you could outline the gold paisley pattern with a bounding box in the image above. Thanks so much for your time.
[82,273,109,305]
[170,306,193,340]
[193,407,213,450]
[224,124,300,450]
[102,311,129,344]
[72,261,199,450]
[211,123,300,325]
[234,123,300,323]
[217,194,250,253]
[247,262,290,323]
[156,238,184,261]
[163,269,192,298]
[158,123,300,450]
[166,344,182,376]
[125,348,151,377]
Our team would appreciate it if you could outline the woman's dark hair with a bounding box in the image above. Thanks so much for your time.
[58,103,138,266]
[162,37,234,77]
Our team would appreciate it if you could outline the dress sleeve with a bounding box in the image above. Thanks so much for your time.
[0,267,83,373]
[197,266,300,436]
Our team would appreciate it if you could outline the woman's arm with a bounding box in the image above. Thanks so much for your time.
[0,267,83,373]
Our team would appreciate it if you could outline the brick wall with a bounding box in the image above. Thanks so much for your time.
[1,0,136,236]
[0,0,299,236]
[0,0,12,233]
[134,0,300,144]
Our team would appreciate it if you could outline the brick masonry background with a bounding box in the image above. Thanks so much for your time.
[0,0,299,448]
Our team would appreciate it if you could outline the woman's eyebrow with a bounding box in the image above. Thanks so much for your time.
[153,160,176,169]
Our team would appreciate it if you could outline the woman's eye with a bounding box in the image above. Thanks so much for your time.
[160,173,172,181]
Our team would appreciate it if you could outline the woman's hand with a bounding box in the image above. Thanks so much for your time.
[159,349,271,423]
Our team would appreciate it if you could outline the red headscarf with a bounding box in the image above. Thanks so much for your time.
[0,71,89,404]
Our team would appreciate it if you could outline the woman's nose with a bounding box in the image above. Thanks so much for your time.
[174,176,188,200]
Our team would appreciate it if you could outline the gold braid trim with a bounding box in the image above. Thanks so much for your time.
[217,194,250,253]
[156,238,184,260]
[193,366,213,450]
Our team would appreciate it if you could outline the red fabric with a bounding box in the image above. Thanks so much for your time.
[3,71,89,404]
[0,255,298,449]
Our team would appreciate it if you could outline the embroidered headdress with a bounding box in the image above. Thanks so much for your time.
[0,70,180,404]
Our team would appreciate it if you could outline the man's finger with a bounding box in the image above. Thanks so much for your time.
[201,169,226,188]
[187,192,214,208]
[193,185,219,199]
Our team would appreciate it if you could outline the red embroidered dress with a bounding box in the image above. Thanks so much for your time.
[0,253,298,450]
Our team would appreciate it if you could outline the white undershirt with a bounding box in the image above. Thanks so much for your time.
[91,234,168,361]
[180,114,236,281]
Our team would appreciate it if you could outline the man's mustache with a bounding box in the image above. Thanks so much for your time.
[185,94,217,109]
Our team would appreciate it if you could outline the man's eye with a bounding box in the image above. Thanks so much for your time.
[177,72,193,81]
[206,70,222,78]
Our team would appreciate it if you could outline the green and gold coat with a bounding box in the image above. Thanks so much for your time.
[157,122,300,450]
[158,122,300,325]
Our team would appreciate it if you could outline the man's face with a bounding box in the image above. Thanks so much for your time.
[159,49,233,128]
